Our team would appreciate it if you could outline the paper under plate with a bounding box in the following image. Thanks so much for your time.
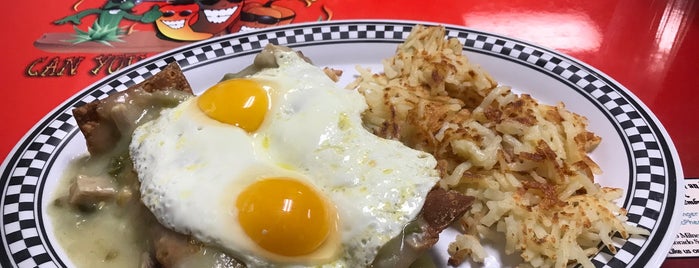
[0,20,684,268]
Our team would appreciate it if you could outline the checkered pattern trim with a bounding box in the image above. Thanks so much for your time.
[1,21,677,268]
[2,112,73,268]
[169,24,414,69]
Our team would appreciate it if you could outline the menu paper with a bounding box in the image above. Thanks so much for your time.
[668,178,699,257]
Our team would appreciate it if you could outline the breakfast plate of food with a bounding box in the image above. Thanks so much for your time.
[0,20,683,268]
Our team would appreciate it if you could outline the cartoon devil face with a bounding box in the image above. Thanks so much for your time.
[156,3,213,41]
[190,0,244,35]
[228,0,295,33]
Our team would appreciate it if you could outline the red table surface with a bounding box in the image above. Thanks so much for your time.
[1,0,697,267]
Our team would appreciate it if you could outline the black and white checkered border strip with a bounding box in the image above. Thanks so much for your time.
[2,112,74,268]
[171,24,414,68]
[0,22,674,268]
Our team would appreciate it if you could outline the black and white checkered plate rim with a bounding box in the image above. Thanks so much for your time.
[0,20,682,268]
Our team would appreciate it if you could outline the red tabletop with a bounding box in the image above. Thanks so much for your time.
[2,0,697,267]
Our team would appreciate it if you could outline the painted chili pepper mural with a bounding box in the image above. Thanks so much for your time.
[191,0,245,36]
[36,0,333,54]
[229,0,295,33]
[155,3,214,41]
[54,0,163,45]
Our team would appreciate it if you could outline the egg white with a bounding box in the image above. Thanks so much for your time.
[130,50,440,267]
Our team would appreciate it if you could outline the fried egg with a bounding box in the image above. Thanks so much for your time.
[129,50,439,267]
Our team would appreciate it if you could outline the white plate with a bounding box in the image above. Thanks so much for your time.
[0,20,684,268]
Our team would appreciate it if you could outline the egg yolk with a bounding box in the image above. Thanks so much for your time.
[236,178,333,256]
[197,79,270,132]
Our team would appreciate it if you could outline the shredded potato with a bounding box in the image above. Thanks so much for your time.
[348,25,649,267]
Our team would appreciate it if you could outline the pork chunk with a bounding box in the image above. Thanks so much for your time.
[68,175,117,207]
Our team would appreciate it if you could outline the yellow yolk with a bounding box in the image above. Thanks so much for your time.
[236,178,333,256]
[197,79,270,132]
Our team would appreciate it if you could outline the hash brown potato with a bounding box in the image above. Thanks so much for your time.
[349,25,650,268]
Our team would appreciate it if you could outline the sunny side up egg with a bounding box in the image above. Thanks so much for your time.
[129,50,440,267]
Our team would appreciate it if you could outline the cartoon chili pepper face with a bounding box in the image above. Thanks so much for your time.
[156,3,213,41]
[190,0,244,35]
[228,0,294,33]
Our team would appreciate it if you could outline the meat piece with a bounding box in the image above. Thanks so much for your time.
[149,222,249,267]
[68,175,117,207]
[149,224,201,268]
[410,187,474,259]
[73,62,193,155]
[372,187,473,267]
[421,187,475,235]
